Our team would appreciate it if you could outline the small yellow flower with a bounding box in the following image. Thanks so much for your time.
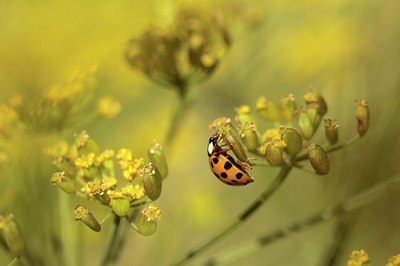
[82,179,106,196]
[96,149,115,165]
[262,128,281,143]
[209,117,231,129]
[44,141,69,157]
[122,158,145,181]
[121,184,145,200]
[97,96,121,119]
[347,249,369,266]
[75,153,96,169]
[141,205,162,222]
[117,148,133,168]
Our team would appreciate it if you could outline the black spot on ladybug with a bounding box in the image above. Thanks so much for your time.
[235,172,243,179]
[224,161,232,170]
[231,179,238,183]
[220,172,228,178]
[212,157,219,164]
[213,173,219,178]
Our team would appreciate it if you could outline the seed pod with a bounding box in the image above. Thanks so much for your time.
[324,119,339,145]
[140,163,162,201]
[50,172,76,194]
[256,97,279,122]
[306,105,322,128]
[110,198,131,217]
[148,143,168,179]
[355,100,369,137]
[298,112,314,139]
[306,143,329,175]
[304,89,328,116]
[264,141,284,166]
[0,214,25,258]
[135,205,161,236]
[238,123,259,152]
[52,156,75,177]
[223,132,248,162]
[281,128,303,156]
[73,206,101,232]
[280,94,297,121]
[136,212,158,236]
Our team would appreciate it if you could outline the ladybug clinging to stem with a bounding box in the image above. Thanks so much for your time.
[207,133,254,186]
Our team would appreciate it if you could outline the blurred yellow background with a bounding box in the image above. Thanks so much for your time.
[1,0,400,265]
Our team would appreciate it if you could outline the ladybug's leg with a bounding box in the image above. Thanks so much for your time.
[235,158,255,170]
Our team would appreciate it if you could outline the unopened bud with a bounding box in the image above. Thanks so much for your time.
[50,172,75,194]
[75,131,100,156]
[0,214,26,258]
[264,140,285,166]
[298,112,314,139]
[223,132,248,162]
[234,105,255,124]
[148,142,168,179]
[324,119,339,144]
[238,123,259,152]
[306,143,329,175]
[73,206,101,232]
[304,89,328,116]
[306,105,321,128]
[256,97,279,122]
[355,100,369,137]
[281,127,303,156]
[110,198,131,217]
[140,163,162,201]
[280,94,297,121]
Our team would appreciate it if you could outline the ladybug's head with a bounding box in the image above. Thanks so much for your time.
[207,135,218,157]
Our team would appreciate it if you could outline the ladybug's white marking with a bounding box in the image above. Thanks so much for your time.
[208,142,214,156]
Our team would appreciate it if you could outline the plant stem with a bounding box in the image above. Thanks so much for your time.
[59,191,77,266]
[172,166,292,266]
[165,86,188,147]
[204,172,400,265]
[100,215,121,266]
[296,135,360,162]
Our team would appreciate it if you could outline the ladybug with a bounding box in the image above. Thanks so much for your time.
[207,135,254,186]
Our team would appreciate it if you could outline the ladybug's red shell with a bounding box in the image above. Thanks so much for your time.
[207,136,254,186]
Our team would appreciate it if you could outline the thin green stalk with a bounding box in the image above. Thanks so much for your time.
[296,135,360,162]
[204,172,400,265]
[59,191,77,266]
[100,215,121,266]
[172,166,292,266]
[165,87,188,147]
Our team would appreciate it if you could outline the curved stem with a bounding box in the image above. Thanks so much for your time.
[165,87,188,148]
[204,172,400,265]
[100,215,121,266]
[172,166,292,266]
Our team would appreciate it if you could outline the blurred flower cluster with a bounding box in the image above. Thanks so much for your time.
[0,66,120,138]
[48,131,167,235]
[347,249,400,266]
[210,89,369,175]
[124,4,261,93]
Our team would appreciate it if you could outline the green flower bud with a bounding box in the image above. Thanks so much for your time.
[298,111,314,139]
[50,172,75,194]
[264,141,285,166]
[356,100,369,137]
[306,105,321,128]
[73,206,101,232]
[304,89,328,116]
[52,156,75,177]
[148,142,168,179]
[280,94,297,121]
[140,163,162,201]
[75,131,100,156]
[110,198,131,217]
[238,123,259,152]
[306,143,329,175]
[281,127,303,156]
[135,205,161,236]
[324,119,339,145]
[0,214,25,258]
[223,132,248,162]
[256,97,279,122]
[234,105,256,124]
